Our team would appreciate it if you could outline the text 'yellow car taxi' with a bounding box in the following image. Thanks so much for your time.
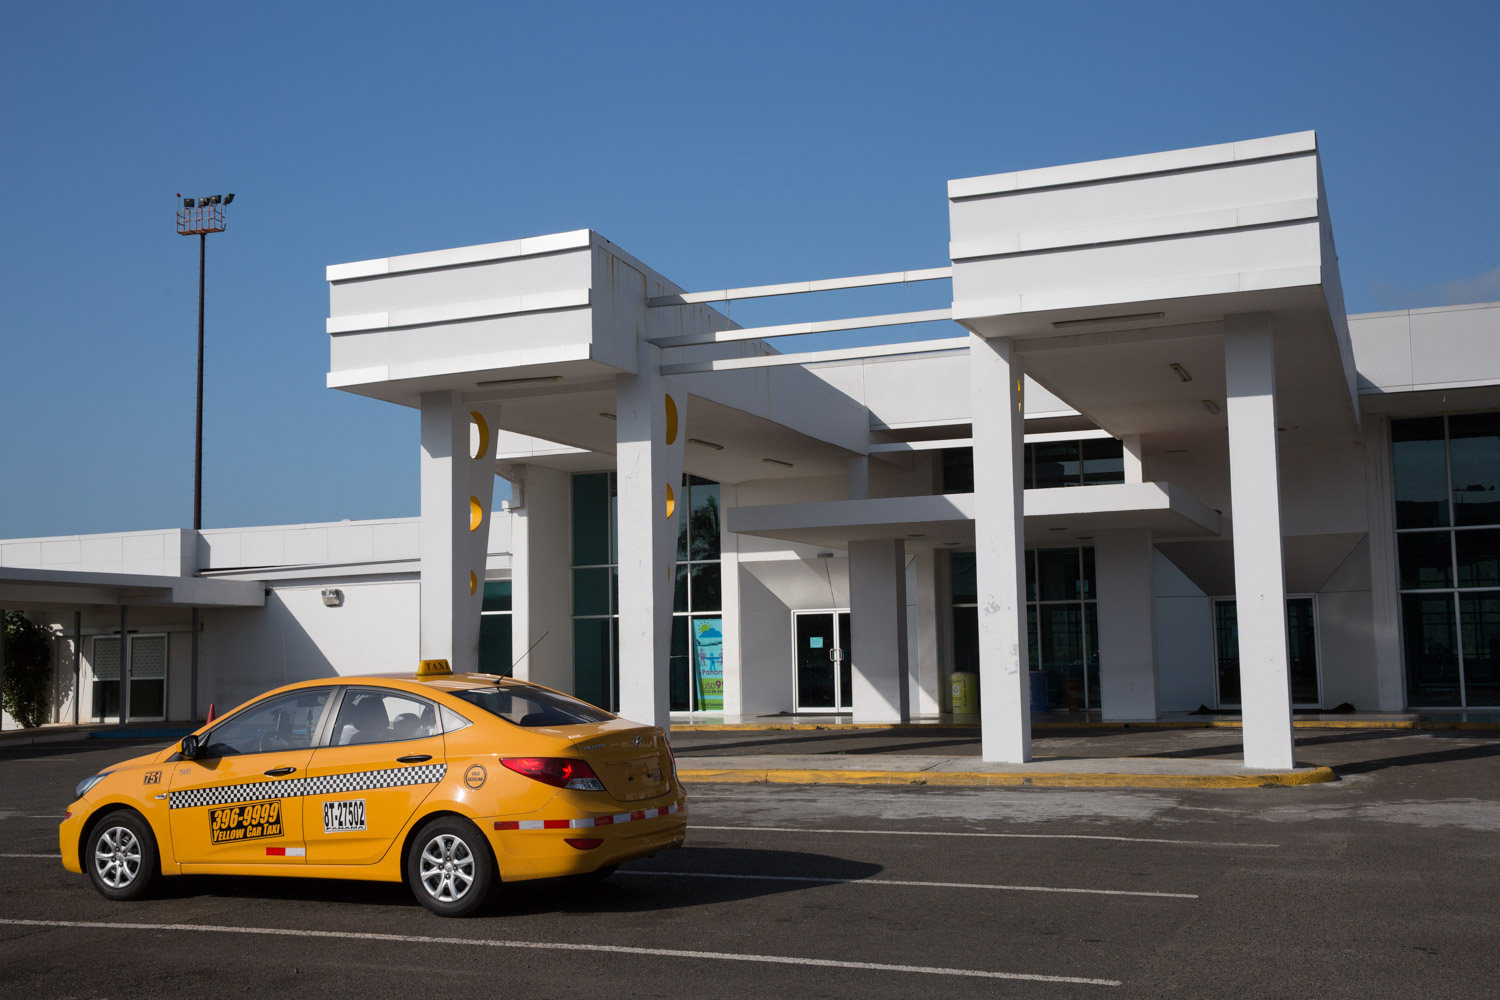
[60,661,686,916]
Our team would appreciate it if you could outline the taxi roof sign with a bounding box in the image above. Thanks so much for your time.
[417,659,452,677]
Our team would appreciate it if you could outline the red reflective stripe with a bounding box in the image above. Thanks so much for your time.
[542,819,570,829]
[493,801,687,832]
[630,810,646,821]
[265,847,287,856]
[494,821,519,831]
[594,815,614,826]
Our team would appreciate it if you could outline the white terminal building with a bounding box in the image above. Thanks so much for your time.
[3,132,1497,769]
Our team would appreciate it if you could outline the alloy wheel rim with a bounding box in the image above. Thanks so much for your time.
[94,825,142,889]
[418,833,475,902]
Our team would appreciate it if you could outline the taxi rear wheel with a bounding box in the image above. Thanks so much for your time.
[406,817,495,917]
[85,810,159,901]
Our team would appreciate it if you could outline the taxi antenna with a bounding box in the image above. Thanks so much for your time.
[511,630,550,673]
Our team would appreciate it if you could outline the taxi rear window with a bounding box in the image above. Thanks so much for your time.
[453,686,614,727]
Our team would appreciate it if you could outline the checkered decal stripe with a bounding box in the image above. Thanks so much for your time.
[168,763,447,810]
[495,801,684,831]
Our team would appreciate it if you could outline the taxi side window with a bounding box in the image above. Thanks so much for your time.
[333,691,440,747]
[202,691,330,758]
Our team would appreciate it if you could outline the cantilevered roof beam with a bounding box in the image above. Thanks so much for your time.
[652,308,952,349]
[660,337,968,376]
[647,266,950,307]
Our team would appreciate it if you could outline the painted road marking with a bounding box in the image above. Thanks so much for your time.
[0,919,1121,986]
[692,824,1279,848]
[622,869,1196,899]
[0,853,60,859]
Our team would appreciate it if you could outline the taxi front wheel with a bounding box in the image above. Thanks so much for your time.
[85,810,160,901]
[405,817,496,917]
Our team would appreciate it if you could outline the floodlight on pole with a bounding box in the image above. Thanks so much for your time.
[175,190,235,724]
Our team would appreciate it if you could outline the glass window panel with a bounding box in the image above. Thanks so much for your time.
[478,613,513,676]
[1460,592,1500,707]
[690,564,722,612]
[572,619,611,709]
[689,477,721,561]
[1080,547,1096,600]
[1081,438,1125,486]
[1024,443,1036,490]
[1402,592,1460,707]
[1456,530,1500,589]
[1036,548,1081,602]
[571,473,611,565]
[573,567,610,617]
[609,474,618,566]
[481,580,512,613]
[1026,550,1037,602]
[673,564,689,613]
[130,636,167,679]
[795,613,837,709]
[1449,413,1500,526]
[333,690,440,745]
[1027,605,1038,669]
[92,636,121,681]
[1039,604,1085,709]
[669,616,690,712]
[1215,601,1240,706]
[1286,598,1320,705]
[676,487,689,561]
[942,448,974,495]
[1391,417,1450,529]
[952,606,979,674]
[1033,441,1081,489]
[1398,532,1454,590]
[950,552,977,605]
[204,690,330,757]
[129,682,165,721]
[1085,602,1099,711]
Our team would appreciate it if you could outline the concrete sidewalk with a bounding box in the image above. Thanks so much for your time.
[675,753,1334,789]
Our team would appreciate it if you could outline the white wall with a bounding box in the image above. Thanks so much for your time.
[509,465,573,692]
[1153,550,1216,712]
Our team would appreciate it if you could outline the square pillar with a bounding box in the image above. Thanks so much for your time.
[615,343,686,730]
[969,334,1031,763]
[849,539,910,722]
[506,464,574,692]
[1094,527,1159,721]
[1225,313,1295,769]
[419,391,499,673]
[912,548,945,716]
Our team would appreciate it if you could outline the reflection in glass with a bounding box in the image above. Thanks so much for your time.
[478,614,513,677]
[572,473,611,565]
[1402,593,1459,707]
[1398,532,1453,590]
[1456,530,1500,589]
[1392,418,1449,528]
[688,477,722,561]
[1036,548,1081,601]
[573,567,610,617]
[1286,598,1320,704]
[572,619,612,710]
[690,563,722,612]
[1461,593,1500,706]
[951,552,977,604]
[1034,441,1080,489]
[1214,601,1240,706]
[1039,604,1085,709]
[1081,438,1124,485]
[795,613,837,709]
[1449,413,1500,526]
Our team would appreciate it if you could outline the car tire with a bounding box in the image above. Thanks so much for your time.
[406,817,496,917]
[85,810,160,901]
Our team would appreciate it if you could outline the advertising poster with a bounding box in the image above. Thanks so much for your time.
[693,618,724,712]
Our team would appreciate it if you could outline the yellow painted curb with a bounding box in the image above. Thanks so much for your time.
[677,764,1337,789]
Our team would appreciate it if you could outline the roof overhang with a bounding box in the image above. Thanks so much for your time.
[0,567,265,611]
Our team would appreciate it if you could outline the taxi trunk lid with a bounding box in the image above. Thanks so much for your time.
[570,727,672,803]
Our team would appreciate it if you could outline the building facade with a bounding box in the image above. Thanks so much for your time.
[3,132,1497,770]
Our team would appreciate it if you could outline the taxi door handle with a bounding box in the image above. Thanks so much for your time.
[396,754,432,763]
[263,766,297,777]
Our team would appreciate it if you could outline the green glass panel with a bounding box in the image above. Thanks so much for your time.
[1215,601,1240,706]
[669,616,690,712]
[688,478,721,561]
[1398,532,1454,589]
[573,567,610,616]
[673,564,689,613]
[952,606,978,673]
[1391,418,1449,529]
[1036,548,1081,601]
[1034,441,1080,488]
[478,614,513,676]
[1456,530,1500,589]
[1025,550,1036,602]
[572,473,611,565]
[1081,438,1124,486]
[951,552,976,604]
[1460,592,1500,707]
[1402,592,1459,707]
[690,564,721,612]
[573,619,611,709]
[481,580,512,613]
[1449,413,1500,526]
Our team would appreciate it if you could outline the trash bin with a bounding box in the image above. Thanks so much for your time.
[951,671,979,713]
[1029,670,1050,713]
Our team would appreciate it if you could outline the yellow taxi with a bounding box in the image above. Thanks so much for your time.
[60,662,686,916]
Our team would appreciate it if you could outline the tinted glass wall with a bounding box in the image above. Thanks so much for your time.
[942,439,1124,494]
[1393,414,1500,707]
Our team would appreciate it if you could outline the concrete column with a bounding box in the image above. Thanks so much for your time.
[1362,414,1406,711]
[419,391,500,673]
[1094,527,1159,721]
[615,343,686,730]
[968,334,1031,763]
[718,483,744,717]
[849,539,910,722]
[847,455,870,500]
[1122,435,1145,484]
[507,464,574,692]
[912,549,944,715]
[1224,313,1295,769]
[120,605,130,724]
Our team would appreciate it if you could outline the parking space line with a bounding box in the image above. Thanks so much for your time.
[692,824,1278,848]
[0,918,1121,986]
[622,869,1196,898]
[0,854,59,859]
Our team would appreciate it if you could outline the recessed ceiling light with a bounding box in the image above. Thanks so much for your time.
[1164,448,1187,454]
[598,412,616,420]
[762,458,794,468]
[1077,536,1093,541]
[687,437,724,451]
[476,375,564,387]
[1200,399,1220,415]
[907,533,925,538]
[1048,526,1068,531]
[1169,363,1192,383]
[1051,311,1164,329]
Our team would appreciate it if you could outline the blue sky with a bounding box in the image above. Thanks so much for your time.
[2,1,1496,538]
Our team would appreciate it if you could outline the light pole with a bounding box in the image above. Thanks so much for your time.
[176,192,234,723]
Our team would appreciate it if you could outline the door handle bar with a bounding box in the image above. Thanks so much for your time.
[263,766,297,777]
[396,754,433,763]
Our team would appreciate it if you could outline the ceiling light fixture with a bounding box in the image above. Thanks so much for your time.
[474,375,564,387]
[687,437,724,451]
[762,458,794,468]
[1169,363,1192,383]
[1201,399,1220,415]
[1052,311,1164,329]
[598,412,616,420]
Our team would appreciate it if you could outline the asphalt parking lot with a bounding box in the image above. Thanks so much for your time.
[3,729,1499,997]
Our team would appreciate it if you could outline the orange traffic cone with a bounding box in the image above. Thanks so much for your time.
[205,703,216,725]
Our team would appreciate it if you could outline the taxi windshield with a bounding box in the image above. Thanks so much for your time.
[453,686,614,727]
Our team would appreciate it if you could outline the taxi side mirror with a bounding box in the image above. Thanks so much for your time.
[180,734,201,760]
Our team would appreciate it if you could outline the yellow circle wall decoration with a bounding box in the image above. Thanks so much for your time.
[664,394,678,445]
[469,496,483,532]
[665,482,675,519]
[470,571,478,595]
[470,410,490,462]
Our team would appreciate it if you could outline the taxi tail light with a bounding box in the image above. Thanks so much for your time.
[565,838,603,850]
[501,757,606,791]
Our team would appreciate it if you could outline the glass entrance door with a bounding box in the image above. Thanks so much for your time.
[1213,597,1321,709]
[90,634,168,723]
[794,611,852,711]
